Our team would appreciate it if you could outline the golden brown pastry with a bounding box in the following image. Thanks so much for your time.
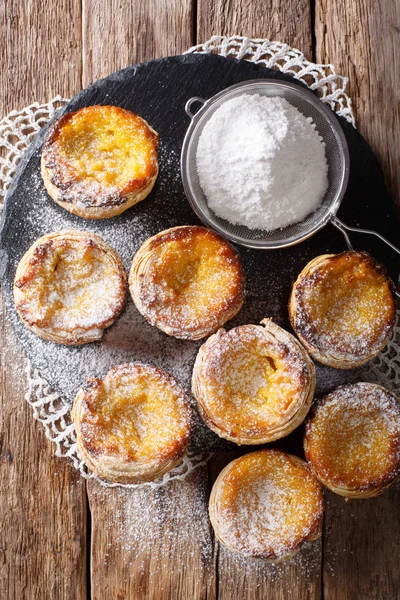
[41,105,159,219]
[289,251,396,369]
[71,363,191,484]
[209,449,324,561]
[192,319,316,444]
[129,225,245,340]
[304,382,400,498]
[14,230,126,345]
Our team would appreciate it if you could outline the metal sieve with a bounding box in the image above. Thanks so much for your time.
[181,79,400,276]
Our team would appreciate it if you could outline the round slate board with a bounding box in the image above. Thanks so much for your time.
[0,54,399,452]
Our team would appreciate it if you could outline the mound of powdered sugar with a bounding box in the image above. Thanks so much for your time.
[196,94,328,230]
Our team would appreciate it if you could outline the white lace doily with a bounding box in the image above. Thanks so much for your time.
[0,35,398,489]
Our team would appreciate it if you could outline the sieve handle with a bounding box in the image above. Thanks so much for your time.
[332,216,400,298]
[185,96,206,119]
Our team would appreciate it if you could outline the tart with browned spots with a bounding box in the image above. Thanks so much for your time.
[41,105,159,219]
[289,251,396,369]
[209,449,324,561]
[192,319,316,445]
[304,382,400,498]
[129,225,245,340]
[71,363,191,484]
[14,230,126,345]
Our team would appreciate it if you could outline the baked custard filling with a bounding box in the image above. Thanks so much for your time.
[80,365,190,465]
[144,231,242,327]
[56,107,156,189]
[211,450,323,559]
[15,236,124,333]
[201,327,304,436]
[297,253,395,355]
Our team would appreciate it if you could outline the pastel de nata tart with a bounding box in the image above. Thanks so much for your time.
[71,363,191,484]
[289,251,396,369]
[192,319,316,445]
[14,230,126,345]
[209,449,324,561]
[304,382,400,498]
[41,105,159,219]
[129,225,245,340]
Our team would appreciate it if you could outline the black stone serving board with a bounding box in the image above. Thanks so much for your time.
[0,53,399,453]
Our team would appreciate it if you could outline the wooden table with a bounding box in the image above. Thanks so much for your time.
[1,2,399,599]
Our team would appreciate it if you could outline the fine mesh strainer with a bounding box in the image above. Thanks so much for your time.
[181,79,400,279]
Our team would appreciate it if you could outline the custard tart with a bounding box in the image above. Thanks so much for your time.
[41,105,159,219]
[289,251,396,369]
[304,382,400,498]
[129,225,245,340]
[209,449,324,561]
[71,363,191,484]
[192,319,316,444]
[14,230,126,345]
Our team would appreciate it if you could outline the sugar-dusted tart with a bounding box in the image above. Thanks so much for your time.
[14,230,126,345]
[304,382,400,498]
[129,225,245,340]
[209,449,324,561]
[192,319,316,444]
[41,105,159,219]
[289,251,396,369]
[71,363,191,484]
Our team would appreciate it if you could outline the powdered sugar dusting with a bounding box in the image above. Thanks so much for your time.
[196,94,328,231]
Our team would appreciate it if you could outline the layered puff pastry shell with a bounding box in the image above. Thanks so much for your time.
[14,230,126,345]
[41,105,159,219]
[304,383,400,498]
[209,449,324,561]
[289,251,396,369]
[71,363,191,484]
[129,225,245,340]
[192,319,316,445]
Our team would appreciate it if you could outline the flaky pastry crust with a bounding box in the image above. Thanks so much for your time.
[14,230,126,345]
[289,251,396,369]
[41,105,159,219]
[209,449,324,561]
[71,363,191,484]
[129,225,245,340]
[192,319,316,444]
[304,383,400,498]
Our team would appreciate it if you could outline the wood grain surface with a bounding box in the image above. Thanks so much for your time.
[1,1,400,599]
[315,0,400,211]
[1,2,87,599]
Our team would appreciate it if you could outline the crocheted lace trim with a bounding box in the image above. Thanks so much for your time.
[1,36,397,489]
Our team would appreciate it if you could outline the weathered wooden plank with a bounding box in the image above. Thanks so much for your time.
[315,4,400,596]
[88,465,217,600]
[0,0,82,114]
[81,0,195,87]
[322,484,400,599]
[0,298,87,600]
[196,0,313,58]
[315,0,400,208]
[0,2,87,598]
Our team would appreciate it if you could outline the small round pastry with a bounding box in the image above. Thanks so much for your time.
[41,105,159,219]
[14,230,126,345]
[129,225,245,340]
[209,449,324,561]
[192,319,316,444]
[304,382,400,498]
[71,363,191,484]
[289,251,396,369]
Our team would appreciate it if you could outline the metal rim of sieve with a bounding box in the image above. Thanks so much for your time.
[180,79,350,250]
